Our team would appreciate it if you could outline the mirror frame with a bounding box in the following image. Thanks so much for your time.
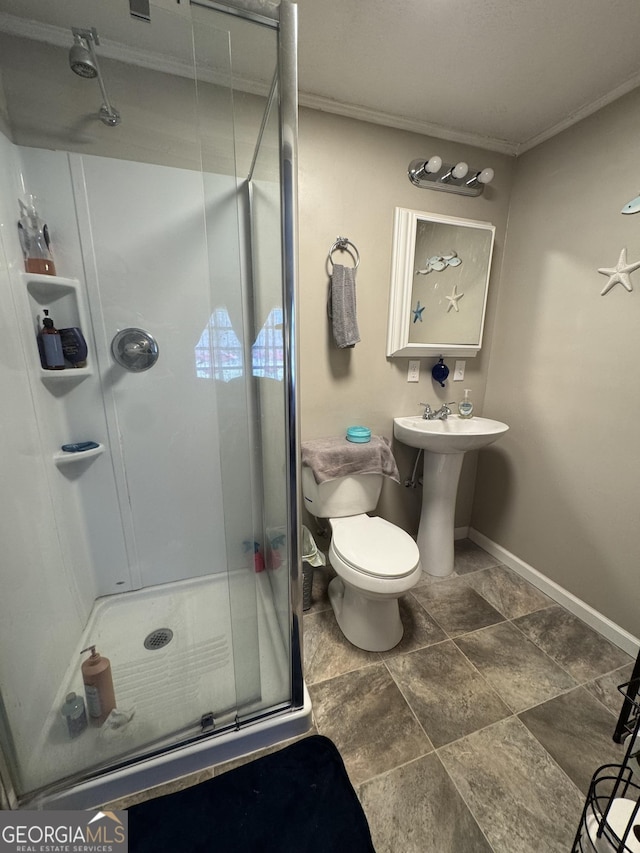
[386,207,495,358]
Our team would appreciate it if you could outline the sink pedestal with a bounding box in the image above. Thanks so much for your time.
[393,414,509,579]
[418,451,464,577]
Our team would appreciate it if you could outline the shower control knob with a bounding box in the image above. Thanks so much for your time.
[111,328,159,372]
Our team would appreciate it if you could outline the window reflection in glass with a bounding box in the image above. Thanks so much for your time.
[195,306,283,382]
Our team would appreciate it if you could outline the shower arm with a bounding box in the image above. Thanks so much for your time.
[85,37,119,123]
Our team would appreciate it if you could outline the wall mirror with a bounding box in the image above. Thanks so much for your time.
[386,207,495,357]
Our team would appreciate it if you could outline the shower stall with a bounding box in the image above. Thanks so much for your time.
[0,0,307,809]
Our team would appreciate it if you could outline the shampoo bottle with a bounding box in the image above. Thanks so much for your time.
[81,645,116,725]
[61,691,88,739]
[38,310,65,370]
[18,195,56,276]
[458,389,474,418]
[59,327,88,368]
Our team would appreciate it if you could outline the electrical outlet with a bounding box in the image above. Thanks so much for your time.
[407,360,420,382]
[453,360,465,381]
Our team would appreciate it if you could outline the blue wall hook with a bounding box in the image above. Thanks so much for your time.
[432,357,449,388]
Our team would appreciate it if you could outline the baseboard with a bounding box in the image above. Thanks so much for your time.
[468,528,640,658]
[454,526,469,540]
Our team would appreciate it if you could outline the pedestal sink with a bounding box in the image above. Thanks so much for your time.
[393,415,509,577]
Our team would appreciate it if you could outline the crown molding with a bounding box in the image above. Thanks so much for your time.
[298,90,519,156]
[516,70,640,155]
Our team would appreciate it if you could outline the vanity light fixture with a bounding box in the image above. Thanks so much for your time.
[408,157,495,197]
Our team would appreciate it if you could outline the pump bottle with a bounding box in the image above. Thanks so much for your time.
[458,389,474,418]
[38,310,65,370]
[81,645,116,725]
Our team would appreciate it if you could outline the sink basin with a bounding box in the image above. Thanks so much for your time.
[393,414,509,454]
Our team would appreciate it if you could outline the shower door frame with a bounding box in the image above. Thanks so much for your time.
[276,0,304,712]
[0,0,302,810]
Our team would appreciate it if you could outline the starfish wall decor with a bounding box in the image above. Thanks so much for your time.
[597,248,640,295]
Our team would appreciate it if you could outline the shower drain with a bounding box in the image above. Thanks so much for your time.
[144,628,174,650]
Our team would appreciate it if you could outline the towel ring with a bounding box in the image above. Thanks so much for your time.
[328,236,360,270]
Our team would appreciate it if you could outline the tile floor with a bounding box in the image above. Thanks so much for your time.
[108,540,635,853]
[303,539,634,853]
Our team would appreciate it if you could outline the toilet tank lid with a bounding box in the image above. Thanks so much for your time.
[331,515,420,577]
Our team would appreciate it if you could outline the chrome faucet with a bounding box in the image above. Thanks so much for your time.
[420,402,455,420]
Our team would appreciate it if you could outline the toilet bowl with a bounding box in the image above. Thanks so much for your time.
[301,467,421,651]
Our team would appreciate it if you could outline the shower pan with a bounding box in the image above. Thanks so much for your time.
[0,0,305,809]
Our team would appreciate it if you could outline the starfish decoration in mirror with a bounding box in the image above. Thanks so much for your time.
[445,284,464,312]
[412,300,425,323]
[598,247,640,295]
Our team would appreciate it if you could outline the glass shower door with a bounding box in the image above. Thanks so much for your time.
[192,3,293,720]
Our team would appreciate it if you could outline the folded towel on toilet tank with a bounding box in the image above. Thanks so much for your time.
[301,435,400,484]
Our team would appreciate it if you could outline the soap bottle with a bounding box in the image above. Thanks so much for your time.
[458,389,474,419]
[61,691,88,739]
[37,310,65,370]
[18,194,56,276]
[81,645,116,725]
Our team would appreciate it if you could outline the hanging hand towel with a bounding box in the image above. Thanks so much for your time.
[329,263,361,348]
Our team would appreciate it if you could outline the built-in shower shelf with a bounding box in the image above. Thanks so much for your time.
[21,272,93,385]
[22,272,80,304]
[39,366,93,386]
[53,444,105,467]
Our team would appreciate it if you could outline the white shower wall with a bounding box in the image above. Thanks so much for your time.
[0,134,89,783]
[20,147,233,594]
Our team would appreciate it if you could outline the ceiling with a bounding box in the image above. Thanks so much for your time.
[295,0,640,155]
[2,0,640,156]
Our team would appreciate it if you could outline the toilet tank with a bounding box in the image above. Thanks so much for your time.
[301,467,383,518]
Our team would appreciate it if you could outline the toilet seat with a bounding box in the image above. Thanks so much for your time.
[329,514,420,579]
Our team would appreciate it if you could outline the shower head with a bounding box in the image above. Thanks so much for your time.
[69,34,97,78]
[69,27,121,126]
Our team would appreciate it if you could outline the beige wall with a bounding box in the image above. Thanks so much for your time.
[297,107,515,533]
[472,87,640,637]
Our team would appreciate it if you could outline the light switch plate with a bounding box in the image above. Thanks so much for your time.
[407,360,420,382]
[453,360,465,381]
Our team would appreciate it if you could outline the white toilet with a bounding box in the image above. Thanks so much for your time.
[301,467,422,651]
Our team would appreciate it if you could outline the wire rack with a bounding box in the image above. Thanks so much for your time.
[572,677,640,852]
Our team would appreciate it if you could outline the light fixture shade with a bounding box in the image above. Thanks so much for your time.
[477,167,494,185]
[452,161,468,179]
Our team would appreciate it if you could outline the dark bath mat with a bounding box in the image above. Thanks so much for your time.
[128,735,375,852]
